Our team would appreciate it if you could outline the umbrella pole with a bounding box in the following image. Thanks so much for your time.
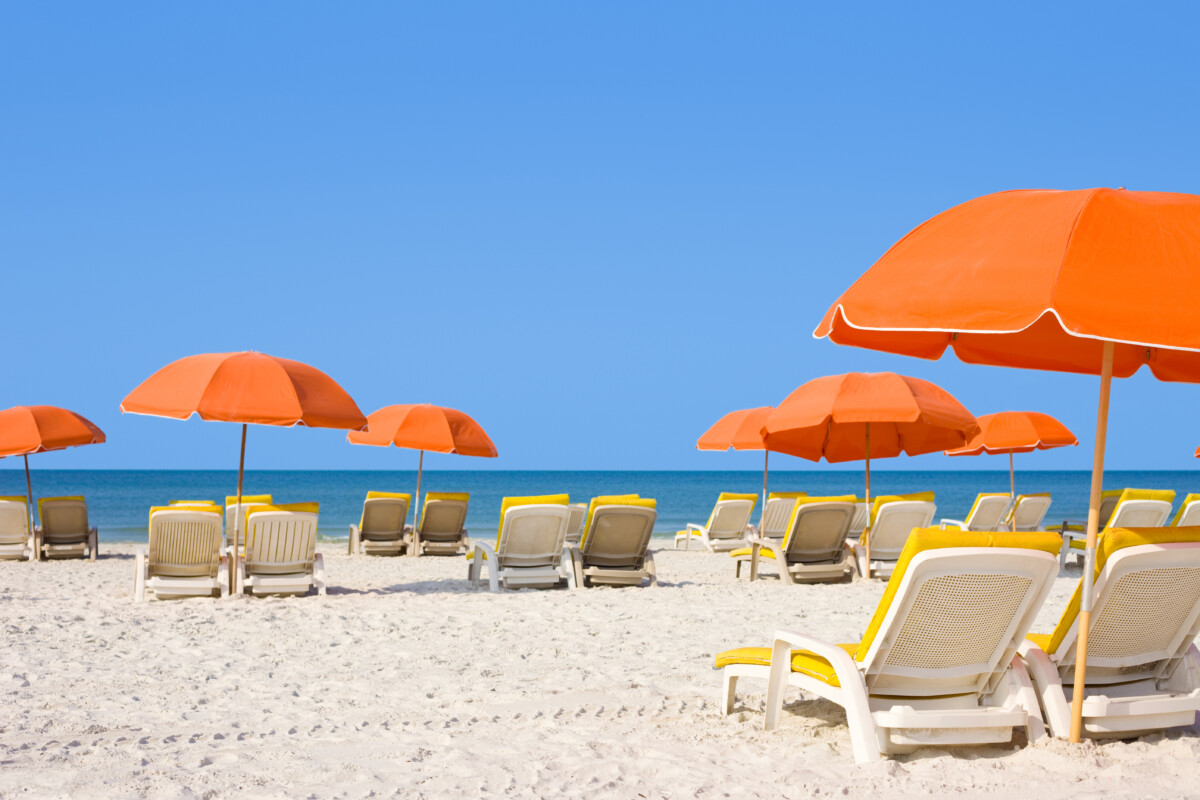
[1069,341,1115,743]
[24,454,36,561]
[1010,452,1017,532]
[863,424,871,579]
[231,424,247,595]
[412,449,424,557]
[751,449,769,582]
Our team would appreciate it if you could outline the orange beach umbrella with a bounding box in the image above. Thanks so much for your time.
[0,405,105,557]
[763,372,978,575]
[697,406,775,510]
[946,411,1078,528]
[122,352,367,590]
[814,187,1200,741]
[347,404,497,551]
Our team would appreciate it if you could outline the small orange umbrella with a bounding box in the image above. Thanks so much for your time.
[814,187,1200,740]
[697,406,774,508]
[946,411,1078,528]
[347,404,497,552]
[0,405,105,558]
[122,352,366,590]
[763,373,978,576]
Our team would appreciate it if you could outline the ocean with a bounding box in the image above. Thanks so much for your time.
[3,469,1199,543]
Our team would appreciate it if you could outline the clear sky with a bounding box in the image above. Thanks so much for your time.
[4,2,1200,472]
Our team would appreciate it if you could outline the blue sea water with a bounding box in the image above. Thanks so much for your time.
[2,469,1198,543]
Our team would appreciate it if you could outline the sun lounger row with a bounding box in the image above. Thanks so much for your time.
[717,526,1200,763]
[0,496,98,561]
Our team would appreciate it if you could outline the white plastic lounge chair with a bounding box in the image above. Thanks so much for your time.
[0,496,32,560]
[1004,493,1053,531]
[135,506,228,601]
[225,494,272,546]
[1059,489,1174,567]
[940,493,1010,532]
[717,529,1061,763]
[847,499,868,540]
[239,503,326,597]
[565,502,588,546]
[568,495,658,588]
[1170,493,1200,527]
[1020,527,1200,739]
[467,494,573,592]
[34,496,98,560]
[348,491,412,556]
[731,496,855,583]
[673,493,757,552]
[750,492,807,541]
[416,492,472,555]
[850,493,936,579]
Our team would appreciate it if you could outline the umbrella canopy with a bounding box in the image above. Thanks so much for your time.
[348,404,496,555]
[762,372,978,576]
[813,187,1200,742]
[122,351,366,590]
[0,405,106,558]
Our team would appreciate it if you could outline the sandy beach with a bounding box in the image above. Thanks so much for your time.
[1,546,1197,799]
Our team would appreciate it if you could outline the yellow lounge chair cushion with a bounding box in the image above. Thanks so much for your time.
[226,494,273,506]
[714,644,858,686]
[494,494,570,546]
[729,547,776,559]
[580,495,655,548]
[148,504,221,528]
[1031,526,1200,655]
[767,491,807,500]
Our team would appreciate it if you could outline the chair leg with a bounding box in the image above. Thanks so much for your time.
[722,670,738,715]
[89,528,98,561]
[645,553,657,587]
[764,640,792,731]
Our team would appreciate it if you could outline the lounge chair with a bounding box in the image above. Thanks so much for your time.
[940,493,1010,532]
[0,496,32,560]
[238,503,326,596]
[467,494,573,591]
[134,506,228,601]
[731,496,855,583]
[717,529,1061,763]
[568,495,658,587]
[1059,489,1174,567]
[416,492,472,555]
[751,492,807,541]
[225,494,273,546]
[565,503,588,546]
[34,496,98,560]
[673,493,757,552]
[850,493,936,579]
[1004,493,1053,531]
[348,491,412,556]
[847,499,869,540]
[1171,493,1200,527]
[1020,527,1200,739]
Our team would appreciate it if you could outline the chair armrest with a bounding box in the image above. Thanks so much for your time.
[940,518,966,530]
[772,629,860,672]
[686,523,705,533]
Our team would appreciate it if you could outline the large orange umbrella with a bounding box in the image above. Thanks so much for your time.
[814,187,1200,741]
[697,406,774,512]
[0,405,105,559]
[121,352,367,590]
[946,411,1078,528]
[347,404,497,553]
[762,372,979,575]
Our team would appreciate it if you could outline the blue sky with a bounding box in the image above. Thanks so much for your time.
[4,2,1200,471]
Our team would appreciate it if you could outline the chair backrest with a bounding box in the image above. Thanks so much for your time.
[148,507,223,578]
[761,492,806,538]
[1038,528,1200,686]
[419,492,470,538]
[0,497,29,545]
[857,529,1061,698]
[866,501,937,562]
[495,502,571,569]
[1171,493,1200,527]
[848,501,869,537]
[1105,489,1174,532]
[704,493,757,538]
[782,498,855,563]
[170,499,218,507]
[566,503,588,537]
[580,499,657,568]
[243,504,319,575]
[359,491,410,537]
[226,494,273,540]
[37,496,89,543]
[962,493,1011,531]
[1007,493,1051,531]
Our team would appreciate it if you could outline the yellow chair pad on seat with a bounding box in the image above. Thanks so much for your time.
[714,643,859,686]
[1024,632,1053,651]
[729,547,776,560]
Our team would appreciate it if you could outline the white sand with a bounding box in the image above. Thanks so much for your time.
[3,545,1200,799]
